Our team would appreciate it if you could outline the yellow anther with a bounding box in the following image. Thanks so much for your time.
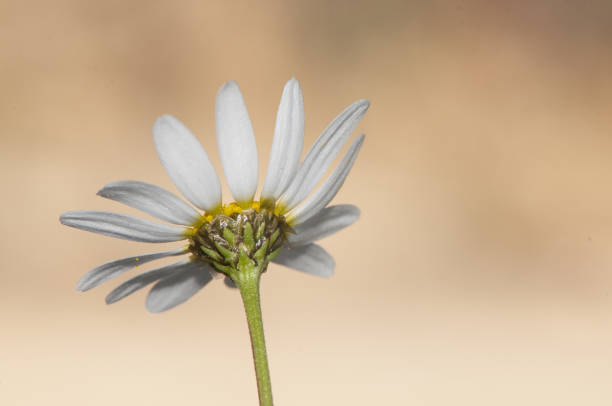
[223,202,243,217]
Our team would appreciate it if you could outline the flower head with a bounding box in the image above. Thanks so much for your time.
[60,78,368,313]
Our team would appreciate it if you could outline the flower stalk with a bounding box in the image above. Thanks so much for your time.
[235,263,273,406]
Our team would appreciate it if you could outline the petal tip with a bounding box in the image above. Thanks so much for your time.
[153,114,171,129]
[351,99,370,115]
[325,257,336,278]
[59,212,72,225]
[145,296,169,314]
[145,306,163,314]
[152,115,181,141]
[75,279,89,292]
[350,205,361,220]
[218,80,239,95]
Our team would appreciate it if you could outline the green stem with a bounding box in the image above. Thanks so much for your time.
[236,267,273,406]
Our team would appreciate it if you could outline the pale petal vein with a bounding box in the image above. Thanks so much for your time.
[146,261,213,313]
[215,81,258,205]
[278,99,369,211]
[105,259,191,304]
[289,204,360,246]
[77,247,188,292]
[60,211,187,242]
[153,115,222,211]
[272,243,335,277]
[98,180,201,225]
[287,134,365,225]
[261,78,304,201]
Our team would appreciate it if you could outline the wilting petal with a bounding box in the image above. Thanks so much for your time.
[146,261,213,313]
[215,81,258,205]
[278,99,369,211]
[287,135,365,225]
[272,244,335,277]
[105,259,190,304]
[76,247,188,292]
[153,115,222,211]
[289,204,360,246]
[261,78,304,201]
[98,180,201,226]
[60,211,186,242]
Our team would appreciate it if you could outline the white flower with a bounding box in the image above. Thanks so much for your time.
[60,78,368,313]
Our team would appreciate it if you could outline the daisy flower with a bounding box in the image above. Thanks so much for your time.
[60,78,367,312]
[60,78,368,405]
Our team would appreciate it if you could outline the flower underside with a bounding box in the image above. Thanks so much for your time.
[188,201,293,279]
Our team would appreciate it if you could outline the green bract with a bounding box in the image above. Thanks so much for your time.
[189,208,292,280]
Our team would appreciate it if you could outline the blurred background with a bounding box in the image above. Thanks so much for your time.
[2,0,612,404]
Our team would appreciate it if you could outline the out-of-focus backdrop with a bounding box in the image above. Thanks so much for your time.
[2,1,612,404]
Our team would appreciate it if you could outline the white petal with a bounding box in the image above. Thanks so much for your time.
[261,78,304,201]
[98,180,201,225]
[278,99,369,211]
[289,204,360,246]
[287,134,365,225]
[106,259,189,304]
[272,244,335,277]
[60,211,187,242]
[153,115,222,212]
[76,247,187,292]
[215,81,258,205]
[146,261,213,313]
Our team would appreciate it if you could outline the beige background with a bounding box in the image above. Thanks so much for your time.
[2,1,612,404]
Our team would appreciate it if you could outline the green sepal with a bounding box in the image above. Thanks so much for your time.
[267,247,282,261]
[215,241,237,263]
[269,229,280,247]
[213,261,234,275]
[253,240,269,265]
[237,247,256,274]
[255,221,265,241]
[243,222,255,252]
[223,228,235,246]
[201,246,222,262]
